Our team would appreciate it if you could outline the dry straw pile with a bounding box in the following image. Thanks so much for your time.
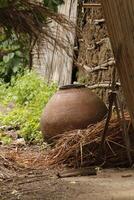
[1,112,134,169]
[45,112,134,168]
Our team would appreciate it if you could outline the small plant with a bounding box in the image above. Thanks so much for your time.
[0,132,12,145]
[0,71,57,142]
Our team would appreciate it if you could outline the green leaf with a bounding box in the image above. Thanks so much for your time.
[13,66,19,73]
[15,51,22,57]
[9,52,15,59]
[3,55,10,63]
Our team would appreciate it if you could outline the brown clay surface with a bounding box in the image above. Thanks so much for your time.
[1,146,134,200]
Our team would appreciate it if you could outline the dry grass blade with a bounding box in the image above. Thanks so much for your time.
[45,112,134,168]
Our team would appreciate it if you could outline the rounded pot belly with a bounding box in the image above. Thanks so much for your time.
[40,85,107,142]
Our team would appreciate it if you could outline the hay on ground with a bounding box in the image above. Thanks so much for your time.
[45,112,134,168]
[1,112,134,169]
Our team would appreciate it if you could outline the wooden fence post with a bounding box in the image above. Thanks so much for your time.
[101,0,134,127]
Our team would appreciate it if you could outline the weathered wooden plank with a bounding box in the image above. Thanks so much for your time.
[101,0,134,126]
[33,0,78,86]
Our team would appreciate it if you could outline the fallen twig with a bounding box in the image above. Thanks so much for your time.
[57,167,97,178]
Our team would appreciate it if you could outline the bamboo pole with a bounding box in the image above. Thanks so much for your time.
[101,0,134,127]
[82,3,101,8]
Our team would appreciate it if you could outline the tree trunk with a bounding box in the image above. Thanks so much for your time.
[101,0,134,126]
[33,0,78,86]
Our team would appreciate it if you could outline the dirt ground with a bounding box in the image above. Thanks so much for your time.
[1,167,134,200]
[1,145,134,200]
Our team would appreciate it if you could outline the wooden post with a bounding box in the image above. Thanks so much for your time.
[33,0,78,86]
[101,0,134,127]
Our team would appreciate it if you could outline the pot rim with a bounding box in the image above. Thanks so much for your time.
[59,84,85,90]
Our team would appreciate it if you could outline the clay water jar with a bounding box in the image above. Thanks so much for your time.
[40,84,107,142]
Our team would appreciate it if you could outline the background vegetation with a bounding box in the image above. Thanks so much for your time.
[0,0,65,82]
[0,71,57,144]
[0,0,66,144]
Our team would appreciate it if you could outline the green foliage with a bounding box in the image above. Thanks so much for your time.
[0,34,29,82]
[43,0,64,11]
[0,71,57,142]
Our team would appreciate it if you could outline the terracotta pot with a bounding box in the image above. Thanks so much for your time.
[40,84,107,142]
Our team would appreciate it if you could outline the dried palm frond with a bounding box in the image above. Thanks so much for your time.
[0,0,75,52]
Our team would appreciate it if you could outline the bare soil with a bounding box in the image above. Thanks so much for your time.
[1,145,134,200]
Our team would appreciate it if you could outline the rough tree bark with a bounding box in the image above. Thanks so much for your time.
[77,0,116,103]
[101,0,134,126]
